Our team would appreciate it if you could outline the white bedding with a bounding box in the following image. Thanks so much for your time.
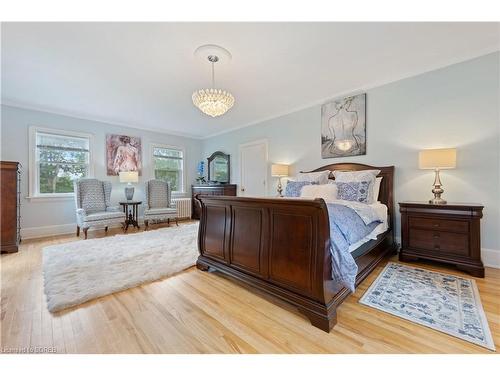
[348,201,388,253]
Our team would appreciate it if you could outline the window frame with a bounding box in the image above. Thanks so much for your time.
[150,143,186,195]
[28,126,94,200]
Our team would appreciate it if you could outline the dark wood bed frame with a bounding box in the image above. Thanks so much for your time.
[196,163,397,332]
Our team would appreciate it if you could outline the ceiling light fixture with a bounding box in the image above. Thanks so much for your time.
[192,46,235,118]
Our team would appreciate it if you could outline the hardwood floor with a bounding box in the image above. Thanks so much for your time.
[1,223,499,353]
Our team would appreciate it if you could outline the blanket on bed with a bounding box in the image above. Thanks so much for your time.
[327,203,381,292]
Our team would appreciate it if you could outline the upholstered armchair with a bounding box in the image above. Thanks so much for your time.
[143,180,178,229]
[74,178,125,239]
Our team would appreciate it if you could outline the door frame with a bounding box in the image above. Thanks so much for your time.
[238,138,269,196]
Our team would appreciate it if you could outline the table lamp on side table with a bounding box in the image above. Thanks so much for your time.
[119,171,139,200]
[419,148,456,204]
[271,164,289,197]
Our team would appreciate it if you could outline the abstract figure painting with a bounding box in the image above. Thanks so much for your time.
[106,134,142,176]
[321,93,366,158]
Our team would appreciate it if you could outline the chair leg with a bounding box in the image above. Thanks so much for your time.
[104,226,108,233]
[76,226,80,237]
[144,220,149,230]
[167,218,170,227]
[175,218,179,226]
[83,228,88,240]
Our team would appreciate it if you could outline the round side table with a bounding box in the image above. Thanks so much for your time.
[119,200,142,230]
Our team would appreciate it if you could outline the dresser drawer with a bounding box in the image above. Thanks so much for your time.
[409,228,469,256]
[409,217,469,233]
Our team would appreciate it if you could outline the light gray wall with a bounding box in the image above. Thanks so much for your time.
[202,52,500,255]
[1,105,203,232]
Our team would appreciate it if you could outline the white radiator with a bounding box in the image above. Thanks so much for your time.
[172,198,192,219]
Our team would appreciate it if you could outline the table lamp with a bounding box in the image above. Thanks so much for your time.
[271,164,289,197]
[119,171,139,200]
[419,148,456,204]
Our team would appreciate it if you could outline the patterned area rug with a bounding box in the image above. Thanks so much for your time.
[359,263,495,351]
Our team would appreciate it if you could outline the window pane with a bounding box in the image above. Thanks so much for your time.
[154,169,179,191]
[37,133,89,150]
[38,162,88,194]
[154,156,181,171]
[153,147,182,158]
[37,148,89,164]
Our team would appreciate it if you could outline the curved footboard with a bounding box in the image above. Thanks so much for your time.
[196,195,342,331]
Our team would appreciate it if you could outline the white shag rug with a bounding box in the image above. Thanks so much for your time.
[42,223,199,313]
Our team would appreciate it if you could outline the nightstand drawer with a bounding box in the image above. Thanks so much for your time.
[409,228,469,256]
[409,217,469,233]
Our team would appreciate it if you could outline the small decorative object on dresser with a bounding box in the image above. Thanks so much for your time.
[1,161,21,253]
[271,163,289,197]
[419,148,457,204]
[119,171,139,200]
[399,201,484,277]
[191,184,237,220]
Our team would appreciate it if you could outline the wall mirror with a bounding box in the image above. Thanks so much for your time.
[207,151,230,183]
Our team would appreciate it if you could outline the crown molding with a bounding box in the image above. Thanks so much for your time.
[0,99,204,140]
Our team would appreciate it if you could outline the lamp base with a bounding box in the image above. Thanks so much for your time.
[429,197,447,205]
[276,178,283,197]
[124,186,134,201]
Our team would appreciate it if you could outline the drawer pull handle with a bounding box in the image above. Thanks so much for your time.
[434,244,440,249]
[433,224,439,227]
[433,234,440,238]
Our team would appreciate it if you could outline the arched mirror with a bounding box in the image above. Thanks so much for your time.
[207,151,230,183]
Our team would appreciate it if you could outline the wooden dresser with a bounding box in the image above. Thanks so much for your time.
[191,184,237,219]
[399,201,484,277]
[1,161,21,253]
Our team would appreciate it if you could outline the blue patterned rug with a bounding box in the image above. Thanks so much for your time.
[359,263,495,351]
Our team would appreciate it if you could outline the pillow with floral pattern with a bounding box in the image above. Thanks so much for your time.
[336,181,372,203]
[284,181,318,197]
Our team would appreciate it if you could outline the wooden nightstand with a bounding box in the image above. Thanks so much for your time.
[399,201,484,277]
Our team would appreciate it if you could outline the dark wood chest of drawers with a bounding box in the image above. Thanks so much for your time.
[399,201,484,277]
[191,184,237,220]
[1,161,21,253]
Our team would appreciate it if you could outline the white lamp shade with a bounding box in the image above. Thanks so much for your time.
[419,148,457,170]
[119,171,139,183]
[271,164,289,177]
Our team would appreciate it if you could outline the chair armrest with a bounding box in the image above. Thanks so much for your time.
[106,206,121,212]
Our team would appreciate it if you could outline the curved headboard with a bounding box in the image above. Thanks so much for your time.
[303,163,395,230]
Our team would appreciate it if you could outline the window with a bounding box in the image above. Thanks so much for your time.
[152,145,184,193]
[30,127,92,197]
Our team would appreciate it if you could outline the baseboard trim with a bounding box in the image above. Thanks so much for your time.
[482,248,500,269]
[20,216,193,240]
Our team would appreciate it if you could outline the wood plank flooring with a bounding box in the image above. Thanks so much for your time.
[1,223,499,353]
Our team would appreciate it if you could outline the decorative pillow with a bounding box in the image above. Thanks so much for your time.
[336,181,372,203]
[296,170,331,185]
[284,181,317,197]
[373,177,383,202]
[300,184,338,203]
[333,170,380,203]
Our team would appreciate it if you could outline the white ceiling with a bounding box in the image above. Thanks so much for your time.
[2,22,499,138]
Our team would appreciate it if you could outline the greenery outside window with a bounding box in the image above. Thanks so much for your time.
[30,127,92,197]
[152,145,184,193]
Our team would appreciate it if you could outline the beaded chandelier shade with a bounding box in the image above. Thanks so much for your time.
[192,55,235,117]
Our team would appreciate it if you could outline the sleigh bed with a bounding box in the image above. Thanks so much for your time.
[196,163,397,332]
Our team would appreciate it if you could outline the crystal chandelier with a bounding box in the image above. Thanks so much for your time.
[192,55,235,117]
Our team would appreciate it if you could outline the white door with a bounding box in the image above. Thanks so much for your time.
[239,139,268,197]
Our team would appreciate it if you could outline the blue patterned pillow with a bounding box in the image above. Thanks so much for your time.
[284,181,317,197]
[336,181,371,203]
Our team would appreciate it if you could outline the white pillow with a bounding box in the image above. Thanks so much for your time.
[333,169,381,204]
[300,184,338,203]
[373,177,383,202]
[296,170,331,184]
